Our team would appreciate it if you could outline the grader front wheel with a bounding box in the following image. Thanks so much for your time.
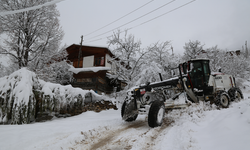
[148,100,165,128]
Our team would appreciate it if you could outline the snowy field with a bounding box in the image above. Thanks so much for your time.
[0,88,250,150]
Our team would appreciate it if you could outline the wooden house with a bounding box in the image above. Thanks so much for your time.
[226,50,241,56]
[66,44,125,94]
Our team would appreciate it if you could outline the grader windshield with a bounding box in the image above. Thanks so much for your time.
[188,59,211,89]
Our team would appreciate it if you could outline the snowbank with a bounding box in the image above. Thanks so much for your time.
[0,68,109,124]
[0,68,39,106]
[162,99,250,150]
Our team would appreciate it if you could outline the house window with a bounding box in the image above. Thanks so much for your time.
[94,57,105,66]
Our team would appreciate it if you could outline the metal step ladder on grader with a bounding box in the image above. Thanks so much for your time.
[121,59,244,128]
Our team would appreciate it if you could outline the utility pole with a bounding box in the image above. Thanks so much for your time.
[246,41,248,59]
[171,45,173,55]
[77,35,84,68]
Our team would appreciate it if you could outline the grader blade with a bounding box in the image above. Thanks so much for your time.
[122,100,138,121]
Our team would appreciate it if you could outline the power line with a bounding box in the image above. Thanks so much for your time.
[85,0,176,41]
[136,0,196,27]
[86,0,196,43]
[84,0,155,37]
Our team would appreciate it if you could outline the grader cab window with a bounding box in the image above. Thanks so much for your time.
[188,60,211,89]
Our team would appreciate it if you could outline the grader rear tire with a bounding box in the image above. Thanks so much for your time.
[215,91,230,108]
[148,100,165,128]
[228,87,243,101]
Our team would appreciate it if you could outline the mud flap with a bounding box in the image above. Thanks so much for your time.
[122,99,138,121]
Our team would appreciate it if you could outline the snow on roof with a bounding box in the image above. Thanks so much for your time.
[179,58,210,65]
[77,44,111,50]
[68,65,111,74]
[66,44,113,54]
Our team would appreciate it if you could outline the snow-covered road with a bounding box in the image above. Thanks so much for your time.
[1,93,250,150]
[0,108,172,150]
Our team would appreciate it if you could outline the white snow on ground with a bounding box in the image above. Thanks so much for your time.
[162,98,250,150]
[0,83,250,150]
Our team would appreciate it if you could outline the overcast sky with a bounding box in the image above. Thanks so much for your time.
[56,0,250,54]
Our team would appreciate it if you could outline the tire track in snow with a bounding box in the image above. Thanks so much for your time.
[71,117,172,150]
[138,118,173,150]
[89,120,146,150]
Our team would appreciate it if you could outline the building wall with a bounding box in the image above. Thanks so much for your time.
[66,44,121,94]
[105,54,111,68]
[83,55,94,68]
[105,54,116,74]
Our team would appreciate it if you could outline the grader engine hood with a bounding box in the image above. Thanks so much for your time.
[210,73,236,91]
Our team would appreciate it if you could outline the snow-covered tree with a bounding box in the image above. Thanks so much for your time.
[197,45,249,78]
[28,45,73,85]
[134,41,178,85]
[196,45,224,72]
[183,40,204,61]
[107,30,147,88]
[0,62,16,78]
[107,31,183,89]
[222,53,249,78]
[0,0,64,69]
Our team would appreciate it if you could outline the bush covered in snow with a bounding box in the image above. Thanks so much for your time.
[0,68,108,124]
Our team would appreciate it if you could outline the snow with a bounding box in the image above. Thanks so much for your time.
[162,98,250,150]
[0,110,122,150]
[39,80,89,103]
[0,68,38,105]
[0,67,108,124]
[194,102,250,150]
[0,77,250,149]
[211,72,225,75]
[0,67,102,107]
[68,64,111,74]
